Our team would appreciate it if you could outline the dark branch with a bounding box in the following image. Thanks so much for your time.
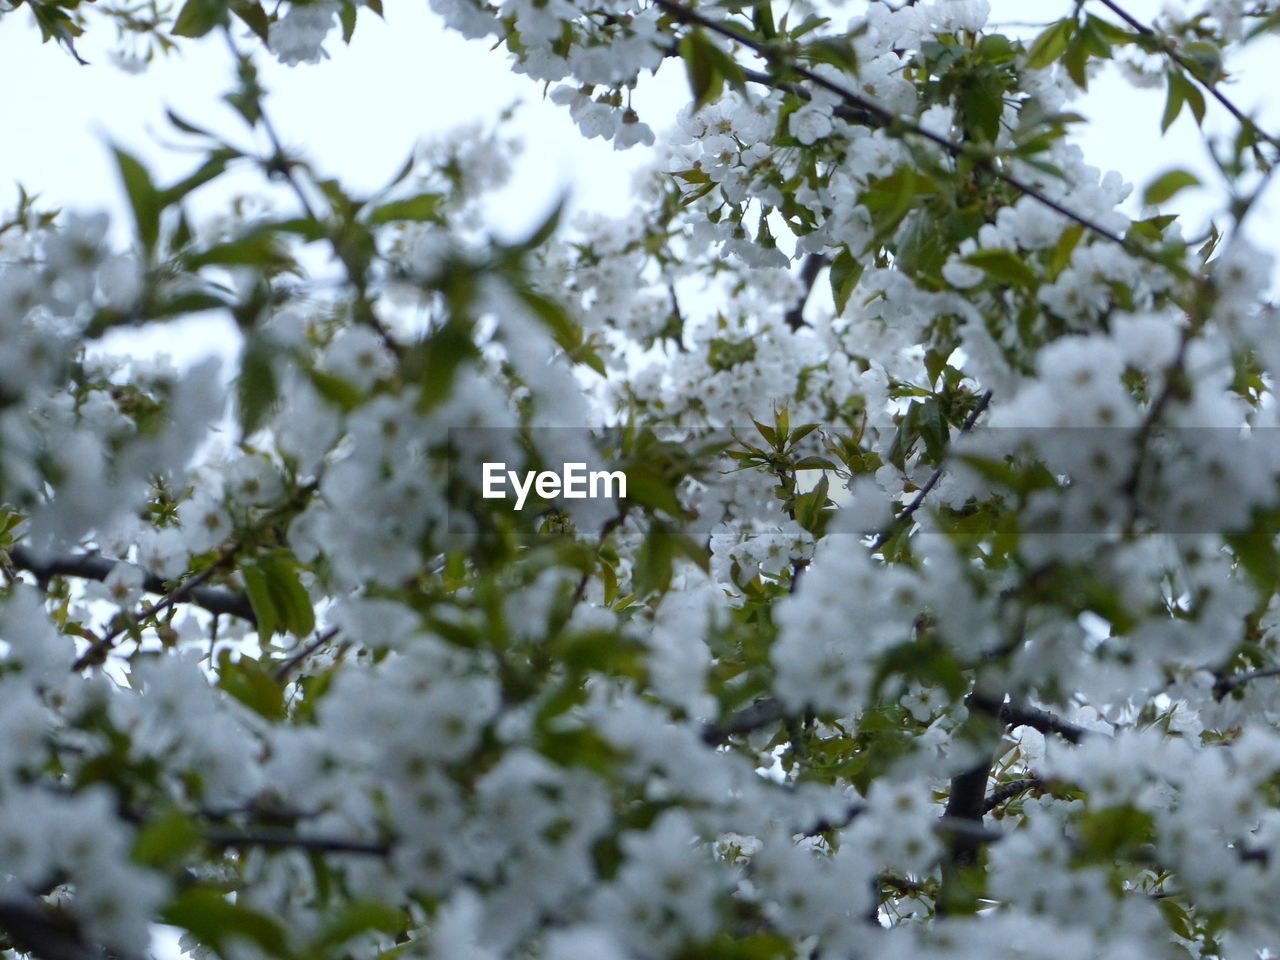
[0,898,105,960]
[1214,665,1280,699]
[701,696,785,745]
[273,626,341,681]
[970,692,1091,744]
[702,698,785,745]
[800,802,867,837]
[205,828,390,857]
[984,777,1042,814]
[942,756,991,866]
[783,253,829,331]
[10,547,256,623]
[739,67,883,129]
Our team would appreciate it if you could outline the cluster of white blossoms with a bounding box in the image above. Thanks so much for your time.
[267,0,341,64]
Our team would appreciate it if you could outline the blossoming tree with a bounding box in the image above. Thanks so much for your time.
[2,0,1280,957]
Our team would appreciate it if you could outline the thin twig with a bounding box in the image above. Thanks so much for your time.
[983,777,1042,813]
[9,547,255,623]
[571,512,627,607]
[70,545,240,671]
[273,626,341,681]
[872,389,993,550]
[1214,664,1280,699]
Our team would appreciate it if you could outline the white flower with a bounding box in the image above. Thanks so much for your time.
[790,106,833,145]
[103,560,145,607]
[268,1,339,66]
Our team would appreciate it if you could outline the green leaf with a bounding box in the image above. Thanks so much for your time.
[172,0,226,37]
[789,422,821,444]
[367,192,441,224]
[311,900,403,950]
[186,230,294,272]
[1226,532,1280,592]
[751,0,775,39]
[862,167,933,240]
[260,552,316,638]
[677,29,743,109]
[112,146,162,257]
[163,887,289,958]
[829,247,864,315]
[166,109,217,139]
[1143,169,1200,206]
[915,399,949,462]
[307,369,364,411]
[339,0,357,41]
[1161,70,1185,132]
[634,528,675,597]
[1025,18,1075,70]
[133,809,202,868]
[1161,70,1204,132]
[803,37,858,75]
[792,455,837,470]
[1085,14,1135,45]
[236,334,279,438]
[161,151,236,207]
[241,563,278,640]
[795,474,831,533]
[404,318,476,410]
[751,417,778,448]
[624,466,685,518]
[1156,897,1195,940]
[963,248,1037,288]
[957,71,1005,143]
[230,0,270,41]
[217,650,286,720]
[509,195,565,252]
[1046,224,1083,280]
[515,287,578,352]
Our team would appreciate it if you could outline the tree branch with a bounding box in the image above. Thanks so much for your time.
[701,696,785,745]
[943,757,990,856]
[205,828,390,857]
[783,253,829,331]
[799,802,867,837]
[983,777,1042,813]
[0,897,106,960]
[9,547,255,624]
[1214,664,1280,699]
[970,692,1091,744]
[273,626,341,681]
